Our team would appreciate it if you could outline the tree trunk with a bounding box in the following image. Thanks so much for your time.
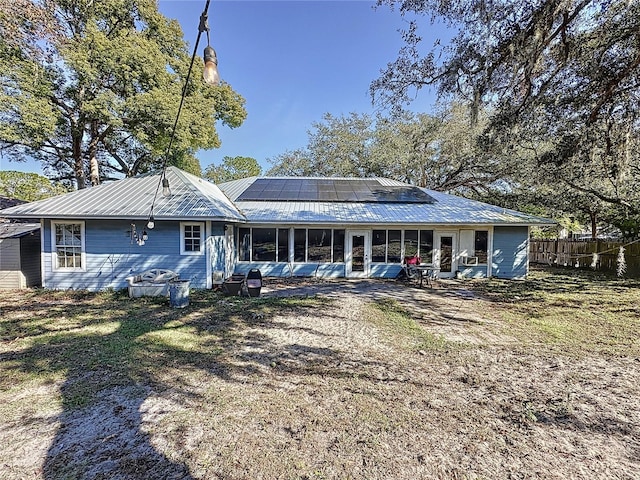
[72,127,85,190]
[89,120,100,186]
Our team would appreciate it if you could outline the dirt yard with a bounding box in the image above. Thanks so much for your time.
[1,269,639,479]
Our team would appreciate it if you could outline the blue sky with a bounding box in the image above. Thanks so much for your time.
[3,1,448,176]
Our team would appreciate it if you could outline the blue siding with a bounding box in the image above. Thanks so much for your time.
[43,220,224,291]
[458,265,488,279]
[234,262,402,279]
[370,264,403,279]
[234,262,345,278]
[492,226,529,279]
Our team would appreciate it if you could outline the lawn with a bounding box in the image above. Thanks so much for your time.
[1,267,639,479]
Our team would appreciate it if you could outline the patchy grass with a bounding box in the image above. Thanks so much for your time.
[467,266,640,355]
[1,270,639,480]
[367,297,453,352]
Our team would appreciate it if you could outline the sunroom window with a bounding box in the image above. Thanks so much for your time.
[460,229,489,265]
[371,229,433,263]
[239,228,344,263]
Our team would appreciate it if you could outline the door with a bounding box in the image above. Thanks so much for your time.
[435,232,457,278]
[346,230,370,278]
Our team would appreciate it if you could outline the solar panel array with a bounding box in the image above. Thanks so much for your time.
[236,178,435,203]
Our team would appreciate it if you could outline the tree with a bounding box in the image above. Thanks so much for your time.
[265,148,316,177]
[371,0,640,213]
[267,113,381,178]
[0,0,246,189]
[267,107,518,195]
[203,156,262,183]
[373,104,521,194]
[0,171,68,202]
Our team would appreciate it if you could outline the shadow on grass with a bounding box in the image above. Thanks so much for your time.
[468,265,640,304]
[1,289,392,479]
[1,291,199,479]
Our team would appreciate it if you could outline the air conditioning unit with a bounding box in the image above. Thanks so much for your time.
[461,256,478,266]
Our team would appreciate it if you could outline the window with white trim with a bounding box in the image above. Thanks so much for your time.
[238,227,345,263]
[181,222,204,255]
[52,221,85,270]
[371,229,433,263]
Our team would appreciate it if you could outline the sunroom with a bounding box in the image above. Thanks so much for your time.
[218,176,539,280]
[232,224,492,279]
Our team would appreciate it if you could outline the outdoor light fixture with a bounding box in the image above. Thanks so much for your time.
[203,45,219,85]
[130,223,147,246]
[147,212,155,230]
[199,0,220,85]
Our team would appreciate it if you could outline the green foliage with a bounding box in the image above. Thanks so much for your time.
[0,170,68,201]
[372,0,640,214]
[268,113,377,177]
[267,106,518,195]
[204,156,262,184]
[0,0,246,189]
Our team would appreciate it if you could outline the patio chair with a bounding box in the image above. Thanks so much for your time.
[400,256,421,284]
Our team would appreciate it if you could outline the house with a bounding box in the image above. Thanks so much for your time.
[0,167,553,291]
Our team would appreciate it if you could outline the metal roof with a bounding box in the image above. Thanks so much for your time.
[0,223,40,239]
[0,172,554,226]
[220,177,554,226]
[0,167,245,222]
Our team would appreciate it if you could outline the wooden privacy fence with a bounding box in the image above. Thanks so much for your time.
[529,239,640,276]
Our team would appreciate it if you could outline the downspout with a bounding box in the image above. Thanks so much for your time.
[40,218,46,288]
[205,221,212,289]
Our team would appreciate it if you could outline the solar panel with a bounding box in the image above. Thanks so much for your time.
[236,178,435,203]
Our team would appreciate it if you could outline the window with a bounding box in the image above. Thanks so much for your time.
[420,230,434,263]
[239,228,345,263]
[52,222,84,270]
[460,229,489,265]
[239,227,251,261]
[277,228,289,263]
[474,230,489,264]
[387,230,402,263]
[371,229,434,263]
[333,229,345,262]
[181,222,204,255]
[308,229,332,262]
[294,229,306,262]
[238,227,290,262]
[404,230,419,258]
[372,230,386,263]
[252,228,276,261]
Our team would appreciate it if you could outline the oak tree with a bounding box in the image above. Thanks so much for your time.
[372,0,640,214]
[0,0,246,189]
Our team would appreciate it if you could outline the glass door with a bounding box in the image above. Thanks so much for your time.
[346,230,370,278]
[435,232,457,278]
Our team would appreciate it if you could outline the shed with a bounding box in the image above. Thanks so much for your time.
[0,223,42,289]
